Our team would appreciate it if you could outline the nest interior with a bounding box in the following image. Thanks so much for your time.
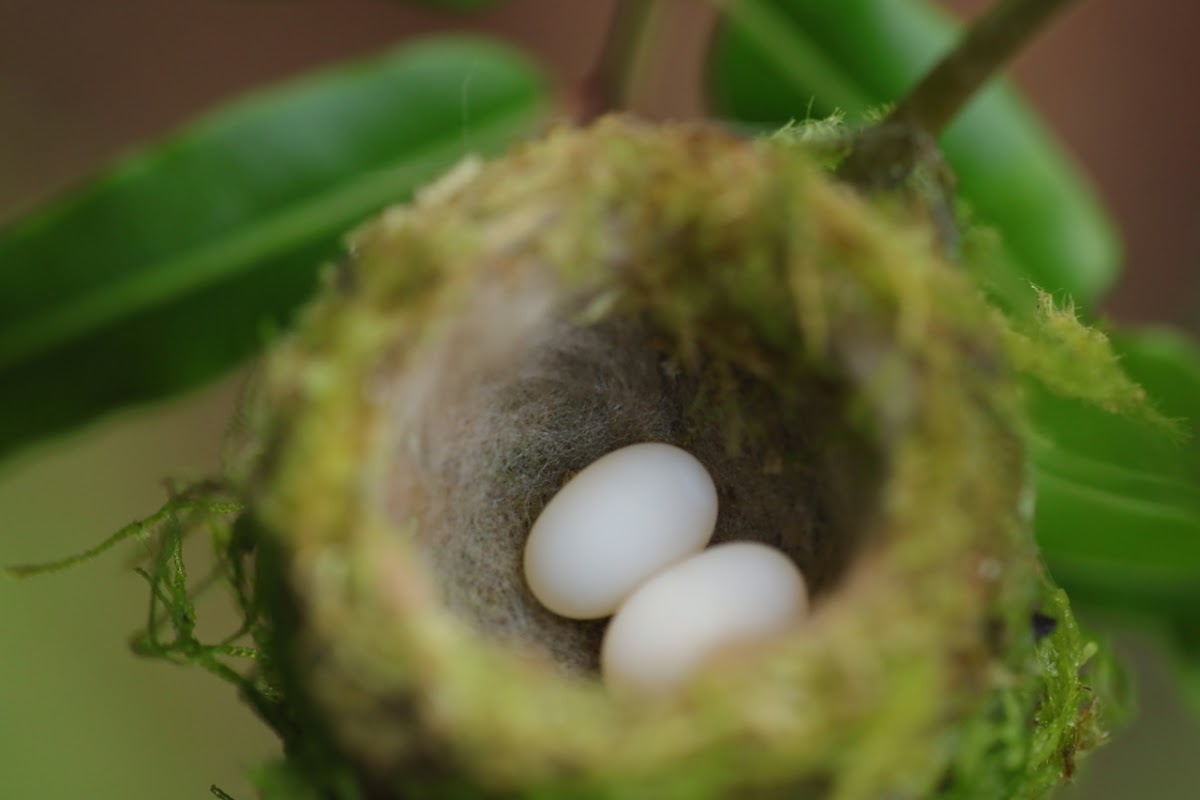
[379,270,884,675]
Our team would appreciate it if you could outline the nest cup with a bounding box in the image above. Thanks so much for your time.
[242,117,1108,799]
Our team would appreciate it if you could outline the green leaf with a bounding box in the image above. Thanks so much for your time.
[0,36,549,461]
[1175,621,1200,718]
[707,0,1120,308]
[1031,329,1200,624]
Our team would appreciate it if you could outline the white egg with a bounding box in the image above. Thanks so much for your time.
[523,442,719,619]
[600,541,807,693]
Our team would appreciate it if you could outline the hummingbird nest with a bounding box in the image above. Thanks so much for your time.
[233,117,1127,799]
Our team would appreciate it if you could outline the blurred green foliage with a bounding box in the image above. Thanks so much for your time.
[0,37,548,460]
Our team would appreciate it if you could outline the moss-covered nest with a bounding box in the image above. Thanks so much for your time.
[235,117,1119,799]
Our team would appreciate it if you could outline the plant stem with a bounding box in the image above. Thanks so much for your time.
[837,0,1082,208]
[888,0,1082,137]
[579,0,656,120]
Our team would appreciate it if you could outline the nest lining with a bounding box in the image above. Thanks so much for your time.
[382,274,883,675]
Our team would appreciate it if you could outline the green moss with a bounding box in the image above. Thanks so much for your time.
[1000,290,1173,429]
[78,117,1145,798]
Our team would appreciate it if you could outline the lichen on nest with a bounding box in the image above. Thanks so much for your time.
[200,116,1138,798]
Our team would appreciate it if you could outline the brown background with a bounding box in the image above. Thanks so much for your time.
[1,2,1197,799]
